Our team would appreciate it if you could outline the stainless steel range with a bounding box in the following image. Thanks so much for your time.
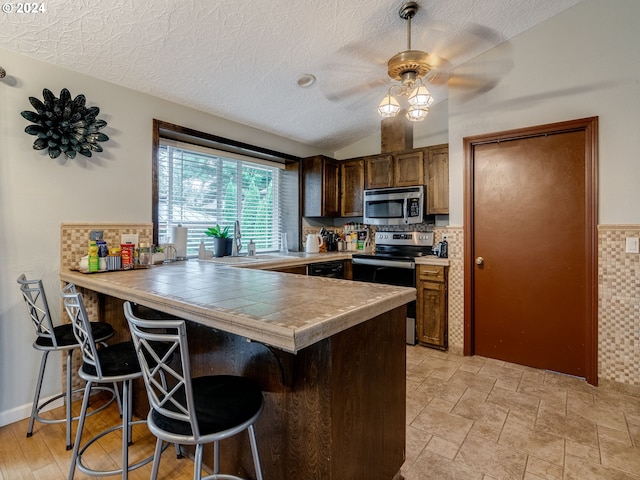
[351,231,434,344]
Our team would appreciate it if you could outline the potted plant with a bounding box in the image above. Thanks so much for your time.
[205,224,232,257]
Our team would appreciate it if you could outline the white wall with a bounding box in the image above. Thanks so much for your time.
[448,0,640,225]
[0,47,325,425]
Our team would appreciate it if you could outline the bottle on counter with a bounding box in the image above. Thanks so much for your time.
[198,240,206,260]
[440,238,448,258]
[88,241,99,272]
[247,239,256,256]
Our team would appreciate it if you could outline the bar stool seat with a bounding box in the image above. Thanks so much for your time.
[63,284,159,480]
[125,302,264,480]
[17,274,116,450]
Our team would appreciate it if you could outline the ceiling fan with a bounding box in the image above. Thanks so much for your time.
[319,1,512,118]
[377,1,445,122]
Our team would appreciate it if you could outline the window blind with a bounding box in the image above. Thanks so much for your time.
[158,139,284,257]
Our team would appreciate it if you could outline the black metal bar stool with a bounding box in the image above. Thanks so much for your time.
[62,284,155,480]
[17,274,116,450]
[124,302,264,480]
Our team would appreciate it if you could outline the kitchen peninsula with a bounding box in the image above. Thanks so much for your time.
[60,258,414,479]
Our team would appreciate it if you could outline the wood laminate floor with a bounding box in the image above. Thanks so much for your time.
[1,347,639,479]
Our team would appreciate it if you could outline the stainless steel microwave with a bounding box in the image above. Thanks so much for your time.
[363,185,425,226]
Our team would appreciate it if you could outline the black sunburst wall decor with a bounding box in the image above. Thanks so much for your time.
[21,88,109,159]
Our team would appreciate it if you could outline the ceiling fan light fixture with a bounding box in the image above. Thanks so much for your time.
[378,94,401,118]
[406,105,429,122]
[408,83,434,109]
[377,2,437,122]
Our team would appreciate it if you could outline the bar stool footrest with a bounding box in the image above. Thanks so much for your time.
[30,385,117,428]
[75,419,167,477]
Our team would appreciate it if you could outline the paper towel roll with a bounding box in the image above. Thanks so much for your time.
[171,226,188,259]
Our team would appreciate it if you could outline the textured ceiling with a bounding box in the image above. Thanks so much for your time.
[0,0,584,151]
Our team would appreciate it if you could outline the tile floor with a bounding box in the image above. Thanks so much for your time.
[402,346,640,480]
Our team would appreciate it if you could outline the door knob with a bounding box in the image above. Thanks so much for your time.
[475,256,484,265]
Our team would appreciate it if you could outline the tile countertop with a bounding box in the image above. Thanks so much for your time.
[414,256,450,266]
[60,258,415,354]
[200,251,450,268]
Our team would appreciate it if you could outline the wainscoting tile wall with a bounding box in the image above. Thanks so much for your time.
[597,225,640,390]
[441,224,640,390]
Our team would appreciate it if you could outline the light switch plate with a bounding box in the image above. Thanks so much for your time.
[625,237,639,254]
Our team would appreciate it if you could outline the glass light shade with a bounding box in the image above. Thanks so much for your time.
[406,106,429,122]
[378,94,401,118]
[407,84,434,109]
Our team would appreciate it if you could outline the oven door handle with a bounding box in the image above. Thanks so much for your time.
[352,258,415,269]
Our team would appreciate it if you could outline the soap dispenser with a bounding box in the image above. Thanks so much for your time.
[198,240,206,259]
[247,239,256,256]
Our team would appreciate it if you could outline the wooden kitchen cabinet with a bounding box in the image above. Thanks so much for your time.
[302,155,340,217]
[416,264,448,350]
[426,144,449,214]
[364,154,393,189]
[364,150,425,189]
[267,264,308,275]
[340,159,364,216]
[394,150,424,187]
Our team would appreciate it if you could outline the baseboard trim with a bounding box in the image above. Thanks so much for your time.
[0,395,63,428]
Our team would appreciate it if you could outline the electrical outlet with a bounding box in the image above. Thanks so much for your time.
[625,237,639,254]
[89,230,103,240]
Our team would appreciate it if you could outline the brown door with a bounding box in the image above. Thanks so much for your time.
[464,118,598,384]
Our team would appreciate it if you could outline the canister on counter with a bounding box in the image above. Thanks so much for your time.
[137,242,152,267]
[121,243,135,270]
[106,247,122,271]
[96,240,108,257]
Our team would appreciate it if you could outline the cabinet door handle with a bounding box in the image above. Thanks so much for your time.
[475,257,484,266]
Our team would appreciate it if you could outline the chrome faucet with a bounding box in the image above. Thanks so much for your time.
[231,220,242,256]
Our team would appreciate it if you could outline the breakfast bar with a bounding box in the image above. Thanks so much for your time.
[60,259,414,479]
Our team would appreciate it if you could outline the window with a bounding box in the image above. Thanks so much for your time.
[153,121,301,257]
[157,140,285,257]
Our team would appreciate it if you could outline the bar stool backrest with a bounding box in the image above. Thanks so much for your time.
[61,284,104,378]
[124,303,201,439]
[17,274,58,348]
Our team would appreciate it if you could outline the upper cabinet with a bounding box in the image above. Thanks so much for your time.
[394,151,424,187]
[364,151,425,189]
[340,159,364,217]
[363,144,448,215]
[302,155,340,217]
[364,155,393,189]
[302,144,448,218]
[302,156,364,218]
[425,144,449,215]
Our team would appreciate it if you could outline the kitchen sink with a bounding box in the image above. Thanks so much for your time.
[200,252,318,265]
[199,256,261,264]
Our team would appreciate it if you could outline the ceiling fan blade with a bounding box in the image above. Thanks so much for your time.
[322,77,389,105]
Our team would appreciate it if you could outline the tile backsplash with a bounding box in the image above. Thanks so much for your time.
[60,222,153,395]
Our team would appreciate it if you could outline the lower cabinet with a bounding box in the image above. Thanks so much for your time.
[416,264,448,350]
[267,264,308,275]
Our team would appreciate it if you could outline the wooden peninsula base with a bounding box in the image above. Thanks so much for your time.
[102,295,407,480]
